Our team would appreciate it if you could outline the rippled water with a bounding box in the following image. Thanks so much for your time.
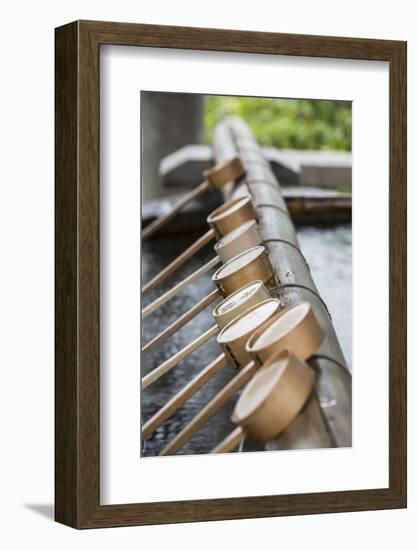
[298,226,352,369]
[141,225,352,457]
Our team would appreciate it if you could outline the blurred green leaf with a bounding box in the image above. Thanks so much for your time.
[204,96,351,151]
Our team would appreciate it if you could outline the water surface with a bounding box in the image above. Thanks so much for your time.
[141,225,352,456]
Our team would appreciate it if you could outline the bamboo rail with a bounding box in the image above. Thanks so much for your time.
[212,117,351,449]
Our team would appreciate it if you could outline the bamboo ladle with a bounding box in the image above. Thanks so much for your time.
[141,219,264,352]
[212,349,315,453]
[141,197,260,319]
[142,194,258,295]
[158,298,283,455]
[159,301,324,455]
[142,281,270,438]
[142,156,245,240]
[141,245,276,387]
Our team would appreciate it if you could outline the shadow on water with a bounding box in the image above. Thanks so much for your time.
[141,226,352,457]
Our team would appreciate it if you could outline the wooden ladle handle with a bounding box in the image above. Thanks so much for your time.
[142,229,215,294]
[142,180,209,240]
[212,426,245,454]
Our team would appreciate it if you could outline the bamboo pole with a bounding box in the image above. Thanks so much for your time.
[160,361,257,456]
[142,229,215,294]
[212,116,352,449]
[142,180,210,240]
[142,353,228,439]
[212,426,245,453]
[141,256,220,319]
[142,156,246,240]
[141,289,220,356]
[142,324,219,389]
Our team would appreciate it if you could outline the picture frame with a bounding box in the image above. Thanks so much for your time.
[55,20,406,528]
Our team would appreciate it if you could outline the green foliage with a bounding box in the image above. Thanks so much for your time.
[204,96,352,151]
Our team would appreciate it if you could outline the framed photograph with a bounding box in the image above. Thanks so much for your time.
[55,20,406,528]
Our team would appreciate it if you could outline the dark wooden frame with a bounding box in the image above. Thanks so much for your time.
[55,20,407,528]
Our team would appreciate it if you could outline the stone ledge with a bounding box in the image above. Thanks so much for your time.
[159,144,352,191]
